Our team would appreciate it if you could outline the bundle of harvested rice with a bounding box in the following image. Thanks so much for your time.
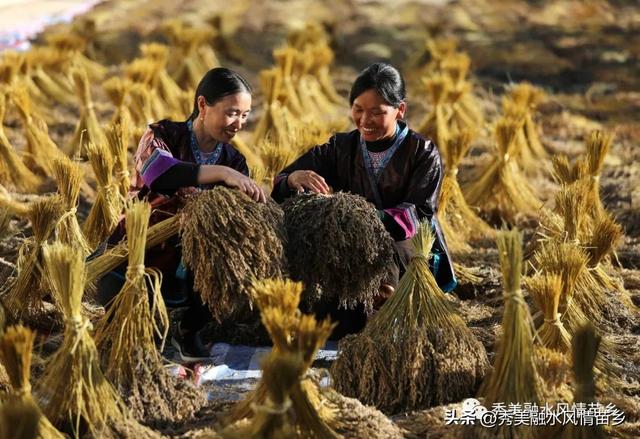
[180,187,287,321]
[505,82,547,161]
[282,192,395,311]
[331,223,488,413]
[584,130,613,221]
[463,116,542,224]
[552,154,588,186]
[95,201,204,424]
[45,33,106,80]
[128,82,157,126]
[124,58,168,120]
[440,53,484,134]
[273,47,305,117]
[524,273,572,352]
[439,131,494,254]
[2,196,64,323]
[227,278,338,437]
[252,68,285,144]
[83,141,123,249]
[70,67,107,157]
[38,242,127,436]
[26,47,75,107]
[140,43,190,117]
[533,346,573,405]
[251,137,297,189]
[52,157,91,255]
[561,324,605,439]
[416,74,452,158]
[103,76,134,127]
[474,229,542,439]
[106,121,132,198]
[10,84,66,176]
[0,93,40,193]
[169,26,217,90]
[0,325,65,438]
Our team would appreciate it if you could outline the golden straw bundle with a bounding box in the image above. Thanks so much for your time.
[102,76,134,127]
[38,242,126,436]
[83,141,123,249]
[2,195,64,323]
[525,273,572,352]
[475,229,542,439]
[0,93,40,193]
[140,43,190,117]
[585,130,613,221]
[505,82,547,161]
[226,278,340,438]
[128,83,157,126]
[95,201,204,424]
[331,223,488,413]
[52,157,91,255]
[106,121,132,198]
[46,33,106,80]
[251,137,297,189]
[26,47,75,106]
[417,74,452,158]
[10,84,66,176]
[70,67,107,157]
[439,131,494,253]
[463,116,542,224]
[0,325,65,438]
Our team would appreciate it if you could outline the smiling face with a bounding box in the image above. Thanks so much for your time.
[351,88,406,142]
[198,92,252,143]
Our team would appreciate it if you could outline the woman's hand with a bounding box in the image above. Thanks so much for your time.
[287,170,330,194]
[223,168,267,202]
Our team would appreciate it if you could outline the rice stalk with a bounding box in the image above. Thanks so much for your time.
[26,47,75,106]
[38,242,126,436]
[140,43,188,116]
[106,121,132,198]
[46,33,106,80]
[2,195,64,323]
[417,74,452,160]
[506,82,547,160]
[0,325,65,438]
[128,83,157,126]
[475,228,542,439]
[282,192,395,311]
[585,130,613,221]
[52,157,91,256]
[463,116,542,224]
[82,142,123,249]
[0,93,41,193]
[180,187,288,321]
[331,222,488,413]
[102,76,134,127]
[552,155,588,185]
[70,67,106,157]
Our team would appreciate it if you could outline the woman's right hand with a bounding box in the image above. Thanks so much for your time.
[222,167,267,202]
[287,170,330,194]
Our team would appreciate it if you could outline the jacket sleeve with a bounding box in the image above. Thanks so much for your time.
[380,139,443,240]
[271,135,339,202]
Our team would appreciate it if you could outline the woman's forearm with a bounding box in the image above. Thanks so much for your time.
[197,165,229,185]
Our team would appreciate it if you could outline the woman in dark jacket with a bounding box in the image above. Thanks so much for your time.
[272,62,456,295]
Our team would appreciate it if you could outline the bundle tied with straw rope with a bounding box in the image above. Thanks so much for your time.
[463,116,542,224]
[0,93,41,193]
[180,186,287,321]
[38,242,127,436]
[331,222,489,413]
[417,74,452,161]
[10,84,66,176]
[83,141,123,249]
[227,278,403,439]
[45,33,106,81]
[471,228,542,439]
[585,130,613,222]
[95,201,205,424]
[102,76,133,127]
[70,66,107,157]
[106,120,132,199]
[524,273,572,352]
[2,195,64,323]
[0,325,65,438]
[439,130,494,254]
[140,42,190,117]
[52,157,91,255]
[26,47,75,107]
[282,192,395,312]
[505,82,547,161]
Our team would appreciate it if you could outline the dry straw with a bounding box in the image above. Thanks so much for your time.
[140,42,190,117]
[505,82,547,161]
[38,242,126,436]
[95,201,204,424]
[439,130,494,254]
[10,84,66,176]
[70,66,107,157]
[45,33,106,81]
[0,325,65,438]
[0,93,40,193]
[226,278,340,438]
[585,130,613,222]
[26,47,75,106]
[106,121,132,198]
[463,116,542,224]
[52,157,91,255]
[331,222,488,413]
[475,228,542,439]
[441,53,484,134]
[282,192,395,312]
[83,141,123,249]
[102,76,134,127]
[2,195,64,323]
[417,74,452,158]
[180,187,288,321]
[0,399,41,439]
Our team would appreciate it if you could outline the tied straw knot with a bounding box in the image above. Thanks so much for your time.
[410,254,431,265]
[250,398,292,416]
[125,264,146,282]
[504,290,527,307]
[116,170,130,179]
[544,313,563,327]
[16,383,33,396]
[67,315,93,354]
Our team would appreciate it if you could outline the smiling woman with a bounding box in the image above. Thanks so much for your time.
[272,62,456,304]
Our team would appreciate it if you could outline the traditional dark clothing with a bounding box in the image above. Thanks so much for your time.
[271,120,456,292]
[97,119,249,333]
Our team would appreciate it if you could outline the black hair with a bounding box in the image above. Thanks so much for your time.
[348,62,406,108]
[189,67,252,120]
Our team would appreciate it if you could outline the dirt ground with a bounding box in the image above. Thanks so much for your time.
[1,0,640,437]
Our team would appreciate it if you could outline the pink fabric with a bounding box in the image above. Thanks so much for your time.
[383,206,419,240]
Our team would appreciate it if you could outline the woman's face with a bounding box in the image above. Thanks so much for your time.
[198,92,252,143]
[351,88,406,142]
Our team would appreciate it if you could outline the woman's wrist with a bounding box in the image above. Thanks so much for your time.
[197,164,229,185]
